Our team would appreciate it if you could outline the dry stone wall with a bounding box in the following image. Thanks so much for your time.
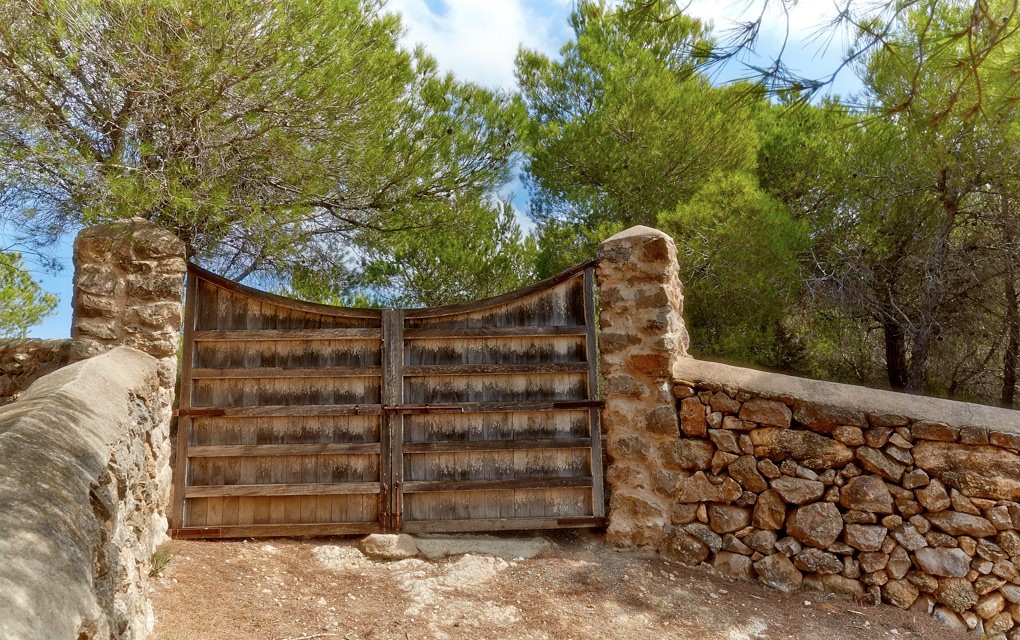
[0,348,170,640]
[0,338,72,404]
[597,225,1020,639]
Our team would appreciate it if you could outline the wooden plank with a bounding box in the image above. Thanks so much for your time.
[171,269,199,530]
[180,404,383,417]
[185,482,380,498]
[402,476,593,493]
[583,267,606,518]
[404,260,595,319]
[193,328,381,341]
[190,366,381,379]
[172,522,382,539]
[401,516,606,533]
[187,443,382,457]
[382,308,404,531]
[402,362,588,376]
[403,325,587,339]
[402,438,591,453]
[189,264,383,319]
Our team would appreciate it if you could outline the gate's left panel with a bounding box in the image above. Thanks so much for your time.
[171,265,386,538]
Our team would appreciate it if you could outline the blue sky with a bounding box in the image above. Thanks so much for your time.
[17,0,862,339]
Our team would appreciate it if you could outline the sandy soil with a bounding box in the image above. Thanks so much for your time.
[151,531,970,640]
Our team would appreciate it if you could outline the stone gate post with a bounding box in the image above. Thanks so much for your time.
[597,226,690,546]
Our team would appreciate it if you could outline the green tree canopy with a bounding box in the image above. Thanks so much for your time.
[0,252,56,337]
[0,0,524,295]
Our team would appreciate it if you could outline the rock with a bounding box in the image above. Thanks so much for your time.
[986,612,1015,635]
[745,529,777,555]
[708,504,751,534]
[673,384,696,399]
[728,455,768,493]
[916,479,952,512]
[914,442,1020,500]
[884,445,913,465]
[723,415,753,431]
[1000,531,1020,556]
[932,606,969,632]
[936,577,979,613]
[684,523,723,553]
[711,450,738,475]
[832,426,866,446]
[843,509,877,524]
[660,529,709,566]
[792,401,867,432]
[709,392,741,414]
[994,560,1020,583]
[1004,584,1020,603]
[771,476,824,505]
[950,489,981,515]
[856,447,906,482]
[891,524,929,551]
[860,552,889,573]
[671,503,699,525]
[806,573,865,598]
[886,546,910,580]
[775,536,803,557]
[960,426,990,445]
[750,428,853,469]
[739,398,792,428]
[787,502,843,548]
[663,440,715,472]
[754,553,803,593]
[978,539,1008,563]
[865,428,893,448]
[757,459,781,479]
[883,579,920,609]
[902,468,930,489]
[845,524,888,552]
[839,475,894,513]
[794,548,843,574]
[989,506,1016,531]
[915,547,971,577]
[358,534,419,560]
[927,511,997,537]
[679,397,707,437]
[713,551,756,580]
[991,431,1020,451]
[977,592,1007,619]
[709,429,741,454]
[722,533,752,555]
[975,576,1007,596]
[752,490,787,530]
[648,405,681,436]
[675,471,720,503]
[912,421,960,442]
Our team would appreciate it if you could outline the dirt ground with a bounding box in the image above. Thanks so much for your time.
[151,531,971,640]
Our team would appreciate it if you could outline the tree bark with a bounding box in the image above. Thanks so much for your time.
[1002,274,1018,407]
[905,170,958,393]
[883,318,909,390]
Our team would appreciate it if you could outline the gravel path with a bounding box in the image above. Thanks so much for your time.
[152,531,969,640]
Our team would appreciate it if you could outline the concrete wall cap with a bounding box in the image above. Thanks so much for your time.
[602,225,672,244]
[673,358,1020,435]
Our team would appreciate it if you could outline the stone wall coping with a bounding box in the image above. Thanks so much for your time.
[674,356,1020,434]
[0,346,158,640]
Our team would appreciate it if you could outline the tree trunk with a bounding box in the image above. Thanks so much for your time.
[1002,192,1019,407]
[883,318,909,390]
[905,170,958,393]
[1002,275,1018,407]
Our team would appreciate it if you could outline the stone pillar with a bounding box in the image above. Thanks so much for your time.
[597,225,690,547]
[70,217,186,636]
[71,217,187,368]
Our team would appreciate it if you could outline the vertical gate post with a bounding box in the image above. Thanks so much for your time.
[382,309,405,531]
[596,226,690,547]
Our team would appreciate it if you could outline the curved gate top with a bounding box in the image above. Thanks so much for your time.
[171,262,605,538]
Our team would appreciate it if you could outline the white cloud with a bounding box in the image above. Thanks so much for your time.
[386,0,571,91]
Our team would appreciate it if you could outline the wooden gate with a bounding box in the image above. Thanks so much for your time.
[171,262,605,538]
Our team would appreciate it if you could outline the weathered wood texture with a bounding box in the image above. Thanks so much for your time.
[171,262,604,537]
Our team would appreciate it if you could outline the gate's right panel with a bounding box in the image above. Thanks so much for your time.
[398,264,605,532]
